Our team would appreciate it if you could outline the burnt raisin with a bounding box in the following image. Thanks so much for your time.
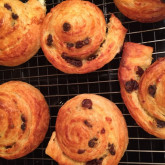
[82,99,92,109]
[21,123,26,131]
[156,119,165,128]
[61,53,82,67]
[125,79,139,93]
[4,3,12,10]
[67,42,74,49]
[63,22,71,32]
[77,149,86,154]
[108,143,115,155]
[47,34,53,46]
[148,85,156,97]
[136,66,144,77]
[87,54,98,61]
[75,41,84,49]
[88,138,98,148]
[84,120,92,128]
[12,13,18,20]
[101,128,105,134]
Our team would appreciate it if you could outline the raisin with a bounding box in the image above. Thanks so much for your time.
[5,145,12,149]
[87,54,98,61]
[47,34,53,46]
[82,99,92,109]
[66,42,74,49]
[21,123,26,131]
[88,138,98,148]
[63,22,71,32]
[83,38,90,45]
[75,41,84,49]
[77,149,86,154]
[148,85,156,97]
[136,66,144,77]
[61,53,82,67]
[160,0,165,3]
[100,128,105,134]
[108,143,115,155]
[125,79,139,93]
[12,13,19,20]
[84,120,92,128]
[86,158,103,165]
[100,40,105,47]
[5,142,15,149]
[21,114,26,122]
[4,3,12,10]
[156,119,165,128]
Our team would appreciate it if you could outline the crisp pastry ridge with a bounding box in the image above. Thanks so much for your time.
[118,42,165,139]
[114,0,165,23]
[0,0,46,66]
[45,94,128,165]
[0,81,50,159]
[41,0,127,74]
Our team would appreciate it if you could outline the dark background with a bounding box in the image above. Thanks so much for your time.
[0,0,165,164]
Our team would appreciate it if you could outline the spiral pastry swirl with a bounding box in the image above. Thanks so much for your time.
[114,0,165,23]
[46,94,128,165]
[0,81,50,159]
[41,0,127,74]
[118,42,165,139]
[0,0,46,66]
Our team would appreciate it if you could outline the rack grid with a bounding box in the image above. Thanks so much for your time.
[0,0,165,165]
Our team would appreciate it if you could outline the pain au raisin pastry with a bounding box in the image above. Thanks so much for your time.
[114,0,165,23]
[0,81,50,159]
[41,0,127,74]
[0,0,46,66]
[118,42,165,139]
[46,94,128,165]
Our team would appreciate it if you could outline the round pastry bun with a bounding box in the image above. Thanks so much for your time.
[0,0,46,66]
[0,81,50,159]
[118,42,165,139]
[114,0,165,23]
[46,94,128,165]
[41,0,127,74]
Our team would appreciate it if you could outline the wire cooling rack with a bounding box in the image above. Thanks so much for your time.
[0,0,165,164]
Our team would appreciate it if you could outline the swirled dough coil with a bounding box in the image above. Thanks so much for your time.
[114,0,165,23]
[0,81,50,159]
[41,0,127,74]
[0,0,46,66]
[118,42,165,139]
[46,94,128,165]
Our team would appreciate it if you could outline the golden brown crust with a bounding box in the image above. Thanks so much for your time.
[118,42,165,139]
[0,81,50,159]
[0,0,46,66]
[41,0,127,74]
[114,0,165,23]
[46,94,128,165]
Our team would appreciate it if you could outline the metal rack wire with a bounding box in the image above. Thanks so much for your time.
[0,0,165,164]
